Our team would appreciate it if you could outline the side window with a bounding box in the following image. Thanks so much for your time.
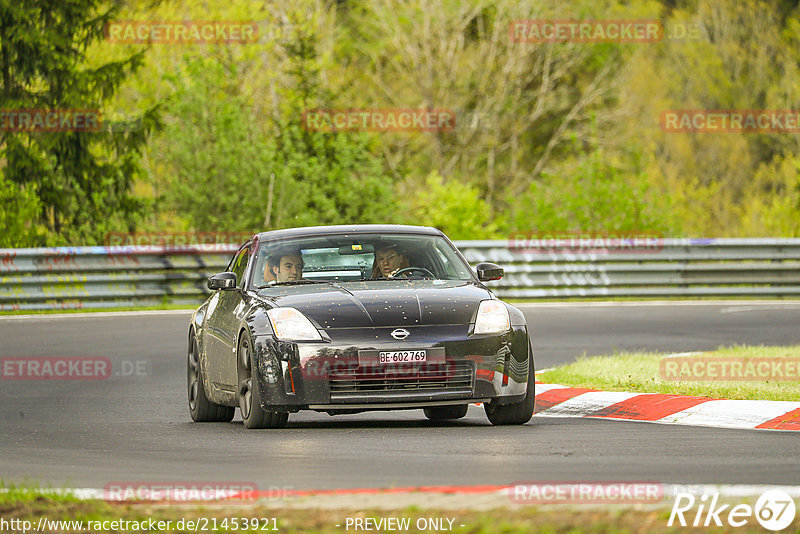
[228,245,251,287]
[432,243,457,278]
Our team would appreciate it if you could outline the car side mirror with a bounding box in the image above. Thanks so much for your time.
[208,272,237,290]
[476,262,504,282]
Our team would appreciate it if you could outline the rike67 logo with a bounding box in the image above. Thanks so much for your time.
[669,490,796,531]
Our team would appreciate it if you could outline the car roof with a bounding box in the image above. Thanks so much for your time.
[253,224,445,242]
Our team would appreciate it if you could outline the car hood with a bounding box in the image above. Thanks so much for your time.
[256,280,491,328]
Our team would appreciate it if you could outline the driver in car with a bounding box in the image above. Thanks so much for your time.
[266,250,304,283]
[372,244,410,278]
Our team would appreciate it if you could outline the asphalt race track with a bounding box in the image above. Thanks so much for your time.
[1,302,799,490]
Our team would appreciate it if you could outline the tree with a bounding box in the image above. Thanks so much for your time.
[0,0,160,245]
[160,0,396,233]
[618,0,800,235]
[404,171,503,239]
[0,174,44,247]
[269,3,397,228]
[342,0,634,209]
[160,55,277,233]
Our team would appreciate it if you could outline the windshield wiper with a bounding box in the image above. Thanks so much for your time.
[359,277,435,281]
[256,280,330,288]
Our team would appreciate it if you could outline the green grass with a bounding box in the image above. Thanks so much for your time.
[540,345,800,401]
[504,296,800,304]
[0,481,81,505]
[0,488,790,533]
[0,303,197,315]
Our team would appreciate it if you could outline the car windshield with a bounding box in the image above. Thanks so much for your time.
[251,233,475,287]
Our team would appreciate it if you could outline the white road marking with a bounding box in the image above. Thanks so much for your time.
[720,305,800,313]
[656,399,800,429]
[535,391,639,417]
[533,383,569,394]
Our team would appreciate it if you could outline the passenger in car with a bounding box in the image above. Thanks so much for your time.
[372,244,410,278]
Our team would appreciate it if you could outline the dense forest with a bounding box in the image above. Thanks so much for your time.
[2,0,800,247]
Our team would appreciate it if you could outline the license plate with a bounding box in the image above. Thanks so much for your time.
[378,350,427,364]
[358,347,444,367]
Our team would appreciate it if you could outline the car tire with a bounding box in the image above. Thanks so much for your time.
[188,331,235,422]
[238,331,289,429]
[423,405,469,421]
[485,341,535,426]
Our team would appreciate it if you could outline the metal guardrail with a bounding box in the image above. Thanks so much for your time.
[2,239,800,310]
[0,245,236,311]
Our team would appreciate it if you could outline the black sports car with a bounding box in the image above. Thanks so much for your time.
[187,225,534,428]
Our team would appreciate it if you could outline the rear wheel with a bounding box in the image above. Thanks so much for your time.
[238,331,289,429]
[187,331,234,422]
[424,405,469,421]
[485,342,535,426]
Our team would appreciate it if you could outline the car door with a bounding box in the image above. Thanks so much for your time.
[205,243,251,392]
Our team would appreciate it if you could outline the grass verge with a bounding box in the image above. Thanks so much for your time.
[540,345,800,401]
[505,296,800,304]
[0,489,791,534]
[0,303,196,316]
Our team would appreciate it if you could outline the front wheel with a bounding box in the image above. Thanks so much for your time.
[485,341,535,426]
[238,331,289,429]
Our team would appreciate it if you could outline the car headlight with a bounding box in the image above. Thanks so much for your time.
[266,307,322,341]
[473,300,510,335]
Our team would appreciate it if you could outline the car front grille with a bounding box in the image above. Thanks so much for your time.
[328,361,474,400]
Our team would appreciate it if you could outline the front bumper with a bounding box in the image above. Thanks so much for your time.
[251,324,530,413]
